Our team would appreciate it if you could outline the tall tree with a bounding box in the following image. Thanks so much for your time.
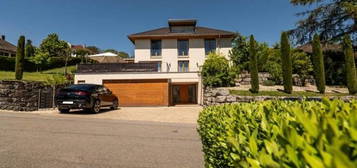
[229,33,249,72]
[15,36,25,80]
[39,33,69,57]
[312,34,326,93]
[249,35,259,93]
[72,48,91,63]
[229,33,270,72]
[25,40,35,58]
[342,35,357,94]
[280,32,293,93]
[290,0,357,44]
[86,46,100,54]
[117,51,129,58]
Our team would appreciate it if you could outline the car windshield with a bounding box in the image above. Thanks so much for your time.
[65,84,97,92]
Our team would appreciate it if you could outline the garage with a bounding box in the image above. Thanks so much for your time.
[103,79,169,106]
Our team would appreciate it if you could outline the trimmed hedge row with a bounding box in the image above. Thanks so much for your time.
[197,99,357,168]
[0,56,81,72]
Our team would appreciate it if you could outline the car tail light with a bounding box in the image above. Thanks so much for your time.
[74,91,89,96]
[56,90,65,96]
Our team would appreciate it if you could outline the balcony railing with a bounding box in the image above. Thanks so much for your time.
[77,63,158,73]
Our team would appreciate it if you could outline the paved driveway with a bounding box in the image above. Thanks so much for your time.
[30,105,202,124]
[0,112,204,168]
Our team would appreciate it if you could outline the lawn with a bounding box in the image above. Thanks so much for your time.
[0,66,76,82]
[230,90,351,96]
[42,65,77,74]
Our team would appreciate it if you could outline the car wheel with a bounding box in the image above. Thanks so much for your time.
[59,108,70,113]
[90,100,101,113]
[111,99,118,110]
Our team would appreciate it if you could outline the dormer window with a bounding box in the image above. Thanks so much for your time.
[171,26,195,33]
[168,19,196,33]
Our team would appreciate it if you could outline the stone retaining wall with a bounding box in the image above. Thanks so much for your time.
[203,87,357,106]
[236,72,315,86]
[0,80,46,111]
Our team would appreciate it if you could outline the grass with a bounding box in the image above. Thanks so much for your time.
[0,66,76,82]
[42,65,76,74]
[230,90,351,97]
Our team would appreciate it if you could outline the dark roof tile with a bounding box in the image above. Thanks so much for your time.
[0,39,17,53]
[128,26,236,42]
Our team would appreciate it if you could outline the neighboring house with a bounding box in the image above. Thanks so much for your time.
[70,44,91,57]
[298,43,357,59]
[74,19,235,106]
[0,35,17,57]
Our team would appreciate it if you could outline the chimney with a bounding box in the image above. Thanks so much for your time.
[1,35,5,40]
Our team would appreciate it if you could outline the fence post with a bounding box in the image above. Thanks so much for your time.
[37,88,41,110]
[52,85,56,109]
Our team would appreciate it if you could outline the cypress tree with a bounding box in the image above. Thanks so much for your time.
[342,35,357,94]
[249,35,259,93]
[312,34,325,93]
[280,32,293,93]
[15,36,25,80]
[25,39,35,58]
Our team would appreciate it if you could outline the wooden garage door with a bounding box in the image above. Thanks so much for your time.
[103,79,169,106]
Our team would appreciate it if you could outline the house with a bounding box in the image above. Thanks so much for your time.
[297,43,357,59]
[74,19,236,106]
[0,35,17,57]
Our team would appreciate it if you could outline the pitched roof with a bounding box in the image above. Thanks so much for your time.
[71,45,85,50]
[297,43,342,53]
[0,39,17,53]
[297,43,357,57]
[128,26,236,43]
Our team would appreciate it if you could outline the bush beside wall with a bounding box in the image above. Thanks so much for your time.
[198,99,357,168]
[0,56,81,72]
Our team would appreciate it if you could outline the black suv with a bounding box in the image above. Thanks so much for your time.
[55,84,118,113]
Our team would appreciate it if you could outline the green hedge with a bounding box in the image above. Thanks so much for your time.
[197,99,357,168]
[0,56,81,72]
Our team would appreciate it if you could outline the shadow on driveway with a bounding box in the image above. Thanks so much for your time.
[59,108,121,115]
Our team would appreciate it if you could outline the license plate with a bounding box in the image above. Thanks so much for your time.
[62,101,74,104]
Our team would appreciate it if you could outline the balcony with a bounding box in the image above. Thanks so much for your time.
[77,63,158,73]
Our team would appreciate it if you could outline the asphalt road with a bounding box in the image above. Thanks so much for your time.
[0,112,204,168]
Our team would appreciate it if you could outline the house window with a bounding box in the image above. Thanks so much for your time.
[178,40,189,56]
[178,61,189,72]
[151,40,162,56]
[77,80,85,84]
[204,39,216,55]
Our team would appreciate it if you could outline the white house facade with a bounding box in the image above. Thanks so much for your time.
[74,19,235,106]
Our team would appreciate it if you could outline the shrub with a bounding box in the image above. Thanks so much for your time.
[312,34,326,93]
[262,80,275,86]
[0,56,37,72]
[249,35,259,93]
[197,99,357,168]
[280,32,293,93]
[15,36,25,80]
[201,53,236,87]
[342,35,357,94]
[292,50,313,86]
[263,48,283,84]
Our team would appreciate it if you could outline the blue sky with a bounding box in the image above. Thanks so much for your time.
[0,0,308,55]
